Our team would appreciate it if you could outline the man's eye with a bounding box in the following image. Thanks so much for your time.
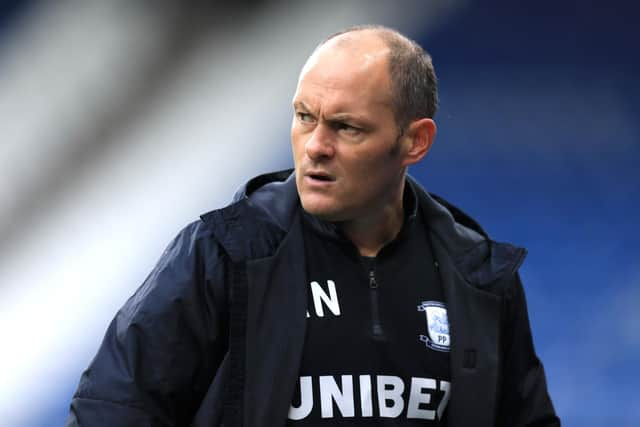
[297,112,314,123]
[337,123,361,135]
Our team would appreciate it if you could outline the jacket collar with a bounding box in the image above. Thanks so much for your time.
[203,169,526,285]
[410,178,527,288]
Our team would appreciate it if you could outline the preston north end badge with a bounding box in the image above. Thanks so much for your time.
[417,301,450,352]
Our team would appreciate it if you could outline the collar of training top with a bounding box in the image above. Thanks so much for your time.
[300,179,419,244]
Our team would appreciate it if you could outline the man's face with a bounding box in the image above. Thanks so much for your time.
[291,35,408,222]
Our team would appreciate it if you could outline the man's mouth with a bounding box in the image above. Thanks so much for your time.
[306,172,335,182]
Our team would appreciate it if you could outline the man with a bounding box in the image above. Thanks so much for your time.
[67,25,560,426]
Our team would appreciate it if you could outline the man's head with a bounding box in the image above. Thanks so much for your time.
[291,26,437,222]
[320,25,438,130]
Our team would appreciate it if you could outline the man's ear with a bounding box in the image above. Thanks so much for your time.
[401,118,436,167]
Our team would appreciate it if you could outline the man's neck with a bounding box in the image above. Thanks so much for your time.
[338,190,405,258]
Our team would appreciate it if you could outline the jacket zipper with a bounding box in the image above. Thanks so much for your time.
[368,269,384,338]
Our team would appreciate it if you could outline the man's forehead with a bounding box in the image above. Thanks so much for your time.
[294,68,392,115]
[302,31,390,76]
[295,34,392,107]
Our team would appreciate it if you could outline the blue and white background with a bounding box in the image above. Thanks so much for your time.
[1,1,638,426]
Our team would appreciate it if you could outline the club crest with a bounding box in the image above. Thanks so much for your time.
[417,301,450,352]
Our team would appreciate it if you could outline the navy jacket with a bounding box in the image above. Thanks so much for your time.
[67,170,560,427]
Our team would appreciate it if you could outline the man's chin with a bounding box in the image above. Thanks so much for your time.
[300,199,343,222]
[302,207,338,222]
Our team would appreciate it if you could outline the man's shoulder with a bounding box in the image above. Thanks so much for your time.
[196,169,298,262]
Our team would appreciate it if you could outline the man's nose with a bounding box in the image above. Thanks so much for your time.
[305,125,335,161]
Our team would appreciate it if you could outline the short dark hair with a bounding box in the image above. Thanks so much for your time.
[318,25,438,130]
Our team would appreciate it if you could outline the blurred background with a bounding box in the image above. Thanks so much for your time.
[0,0,637,425]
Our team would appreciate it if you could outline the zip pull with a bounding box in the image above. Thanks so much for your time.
[369,270,378,289]
[368,268,384,337]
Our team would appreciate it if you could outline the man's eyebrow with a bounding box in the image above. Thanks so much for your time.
[327,112,371,127]
[293,101,311,111]
[293,102,371,127]
[328,113,357,122]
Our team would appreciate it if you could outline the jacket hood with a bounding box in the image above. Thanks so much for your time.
[409,177,527,289]
[204,169,526,288]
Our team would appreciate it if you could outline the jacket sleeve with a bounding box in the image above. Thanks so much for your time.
[66,220,229,427]
[496,273,561,427]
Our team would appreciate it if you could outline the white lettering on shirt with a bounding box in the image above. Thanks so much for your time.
[319,375,354,418]
[310,280,341,317]
[377,375,405,418]
[359,375,373,417]
[407,377,436,419]
[288,376,313,420]
[288,374,450,421]
[438,379,451,420]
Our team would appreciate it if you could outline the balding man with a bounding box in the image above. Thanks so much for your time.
[67,26,560,427]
